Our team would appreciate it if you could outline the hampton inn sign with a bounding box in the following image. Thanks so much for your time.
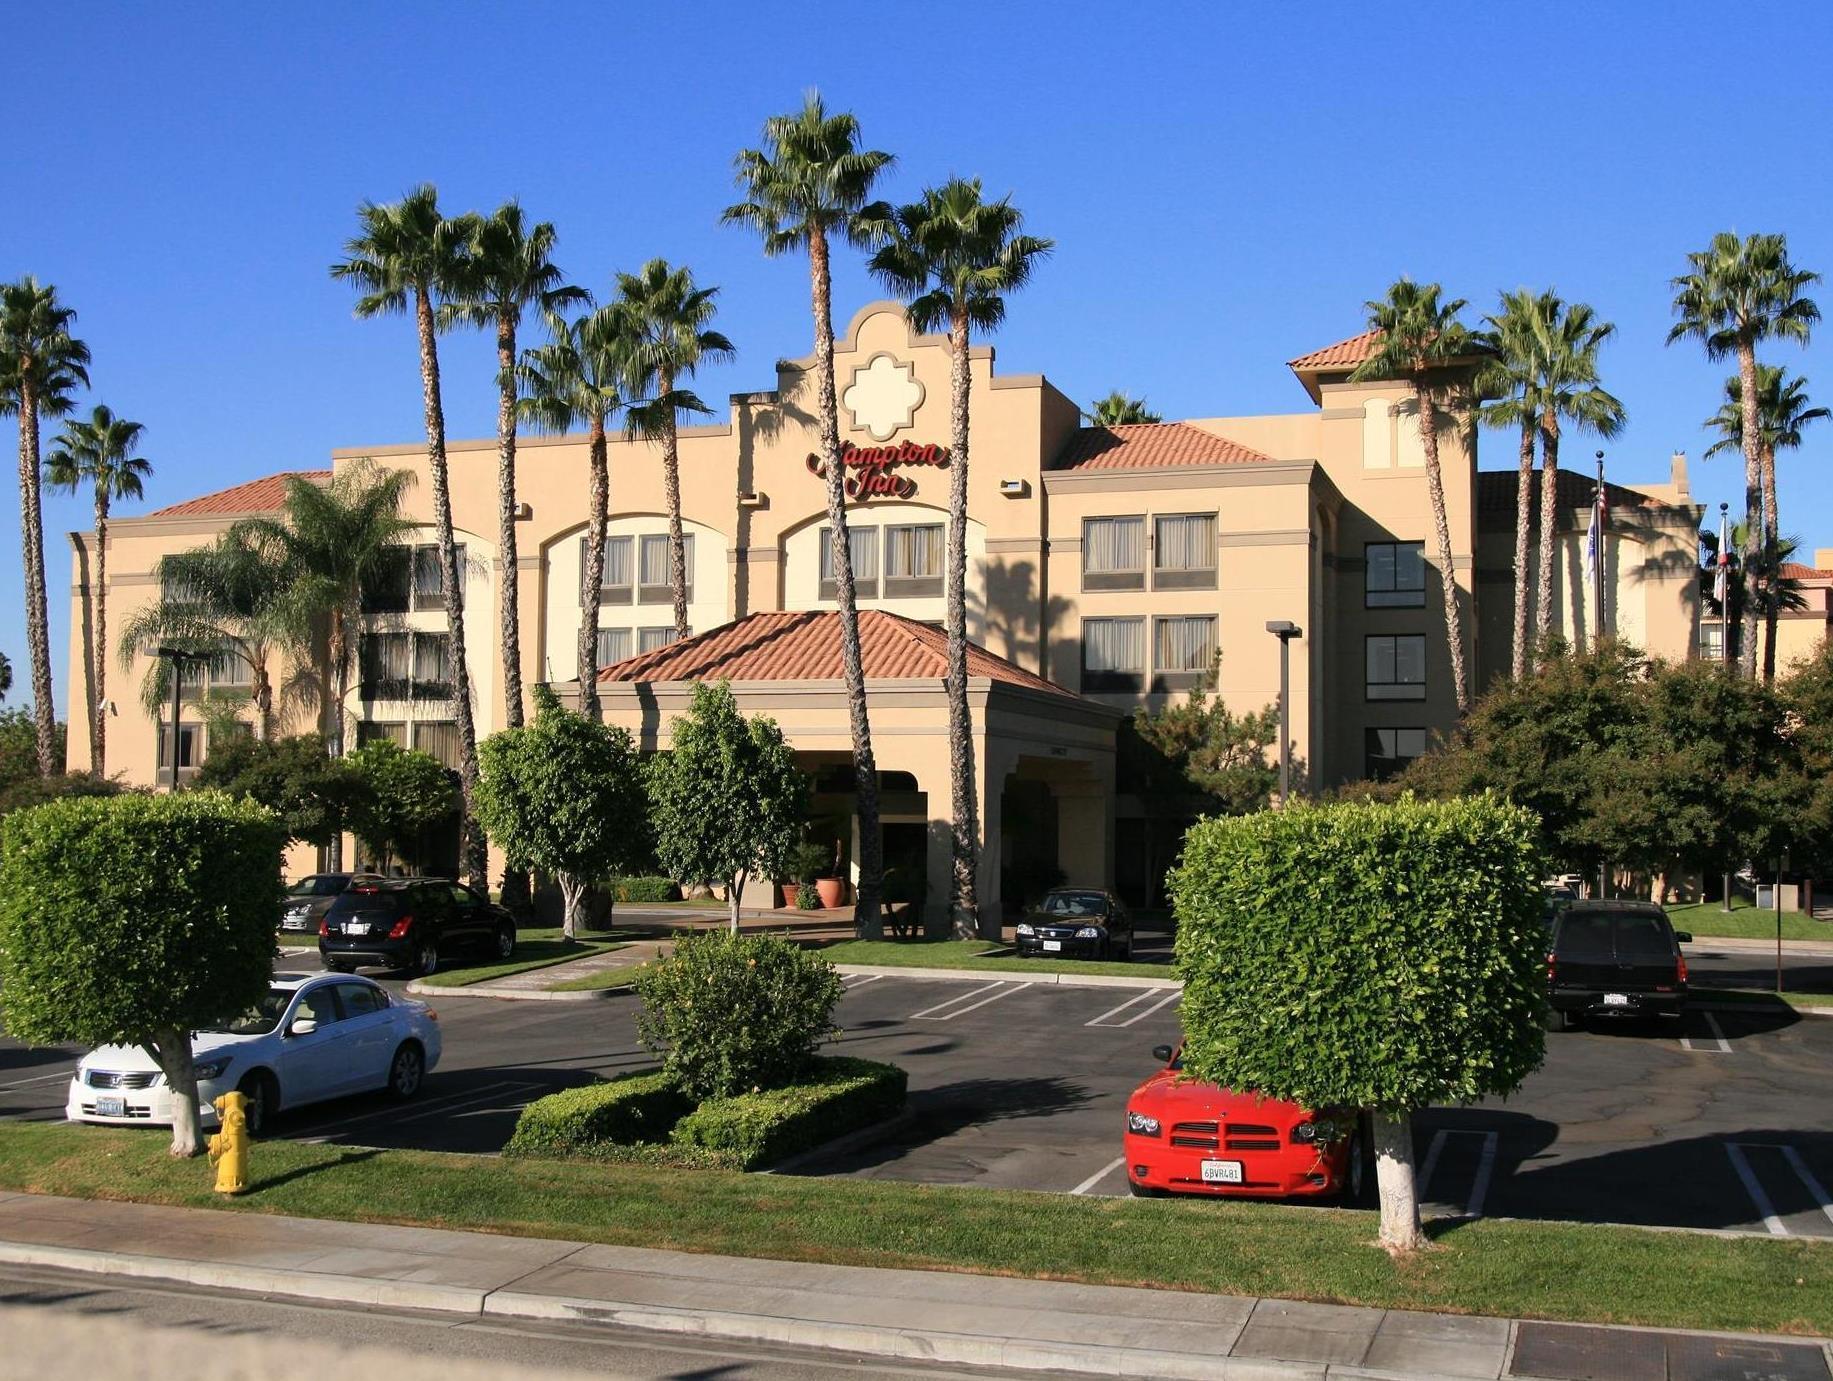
[807,440,951,500]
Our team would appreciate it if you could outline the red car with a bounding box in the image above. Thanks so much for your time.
[1122,1043,1371,1202]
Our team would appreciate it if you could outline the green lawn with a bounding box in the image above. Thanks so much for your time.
[815,937,1175,981]
[545,965,640,993]
[1668,899,1830,942]
[416,928,631,988]
[0,1122,1828,1336]
[1698,988,1833,1013]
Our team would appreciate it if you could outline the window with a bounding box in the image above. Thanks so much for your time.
[156,722,202,773]
[176,656,208,701]
[293,986,342,1028]
[356,721,407,748]
[1153,514,1217,590]
[1699,623,1726,663]
[819,525,879,600]
[1366,634,1426,700]
[412,632,452,697]
[1153,615,1216,691]
[1364,727,1427,781]
[359,632,411,698]
[639,533,693,604]
[208,720,252,752]
[1082,516,1145,591]
[1080,617,1145,692]
[413,720,460,768]
[210,649,252,689]
[639,626,682,654]
[362,548,411,614]
[581,535,634,605]
[593,626,632,670]
[885,523,944,597]
[335,983,383,1017]
[1365,541,1426,608]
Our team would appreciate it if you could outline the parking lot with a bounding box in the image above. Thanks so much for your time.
[3,942,1831,1239]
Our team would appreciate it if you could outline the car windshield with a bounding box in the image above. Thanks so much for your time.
[1039,892,1106,918]
[1556,913,1616,961]
[1613,915,1675,960]
[204,987,295,1036]
[287,876,345,898]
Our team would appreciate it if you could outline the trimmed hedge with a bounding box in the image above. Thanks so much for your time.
[503,1057,905,1170]
[615,875,680,903]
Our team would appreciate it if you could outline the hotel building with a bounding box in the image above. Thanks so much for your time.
[66,301,1711,921]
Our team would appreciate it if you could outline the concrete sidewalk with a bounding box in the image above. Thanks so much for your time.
[1,1192,1827,1380]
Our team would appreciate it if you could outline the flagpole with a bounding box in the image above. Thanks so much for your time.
[1719,501,1733,912]
[1593,451,1607,642]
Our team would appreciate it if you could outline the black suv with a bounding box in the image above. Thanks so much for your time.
[319,878,516,977]
[1547,901,1692,1026]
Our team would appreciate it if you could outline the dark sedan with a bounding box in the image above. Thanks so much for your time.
[1015,888,1134,961]
[279,873,379,936]
[320,877,516,977]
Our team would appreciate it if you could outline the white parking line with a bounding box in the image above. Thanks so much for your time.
[1070,1156,1126,1196]
[1086,988,1175,1028]
[1418,1128,1499,1218]
[398,1080,541,1124]
[1726,1143,1788,1236]
[910,981,1030,1022]
[1109,989,1181,1028]
[1777,1146,1833,1230]
[1679,1012,1733,1053]
[843,973,885,988]
[292,1078,524,1137]
[1467,1132,1499,1218]
[0,1070,76,1092]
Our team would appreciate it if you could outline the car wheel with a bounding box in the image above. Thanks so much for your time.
[387,1042,425,1100]
[416,940,439,977]
[324,961,352,974]
[236,1071,275,1137]
[1127,1177,1163,1198]
[493,925,515,961]
[1341,1120,1376,1207]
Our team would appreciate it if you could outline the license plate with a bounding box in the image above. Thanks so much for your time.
[346,921,371,936]
[1201,1159,1243,1184]
[94,1096,125,1117]
[1043,940,1062,952]
[1603,993,1629,1007]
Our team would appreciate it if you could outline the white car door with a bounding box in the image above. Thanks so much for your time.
[275,983,357,1106]
[330,981,397,1091]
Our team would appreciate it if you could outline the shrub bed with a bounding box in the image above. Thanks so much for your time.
[504,1057,905,1170]
[615,875,680,903]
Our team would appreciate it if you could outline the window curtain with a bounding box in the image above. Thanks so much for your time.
[594,627,632,667]
[413,721,460,768]
[888,525,943,578]
[1155,615,1216,670]
[1083,617,1144,672]
[363,632,410,682]
[639,626,681,654]
[820,526,879,583]
[1155,514,1216,571]
[413,632,452,684]
[1084,517,1144,573]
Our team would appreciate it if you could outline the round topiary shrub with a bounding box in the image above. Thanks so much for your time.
[632,931,844,1099]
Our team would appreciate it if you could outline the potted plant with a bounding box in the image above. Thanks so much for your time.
[783,841,831,909]
[806,839,847,909]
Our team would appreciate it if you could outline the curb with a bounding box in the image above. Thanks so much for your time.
[405,978,631,1003]
[832,962,1178,990]
[759,1107,917,1175]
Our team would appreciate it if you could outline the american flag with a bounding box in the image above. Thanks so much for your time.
[1713,542,1731,610]
[1586,476,1609,602]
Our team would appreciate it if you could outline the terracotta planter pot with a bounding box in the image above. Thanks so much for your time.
[815,876,846,909]
[777,885,797,909]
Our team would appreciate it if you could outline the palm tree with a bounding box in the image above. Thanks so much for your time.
[723,92,895,938]
[1349,280,1478,714]
[613,259,736,639]
[1703,364,1829,680]
[1478,290,1554,680]
[1083,391,1161,425]
[1669,232,1820,678]
[45,405,153,772]
[117,528,291,747]
[1699,521,1808,658]
[518,305,625,721]
[443,202,587,731]
[0,277,91,774]
[233,463,415,869]
[332,185,489,886]
[863,177,1052,939]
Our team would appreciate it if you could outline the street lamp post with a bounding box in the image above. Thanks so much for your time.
[154,647,202,791]
[1265,620,1302,807]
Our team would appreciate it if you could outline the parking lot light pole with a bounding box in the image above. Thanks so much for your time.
[1265,621,1301,808]
[155,646,201,791]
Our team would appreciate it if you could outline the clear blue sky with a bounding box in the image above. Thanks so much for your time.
[7,2,1832,717]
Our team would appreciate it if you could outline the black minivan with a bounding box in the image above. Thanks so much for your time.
[1547,901,1692,1026]
[319,878,516,977]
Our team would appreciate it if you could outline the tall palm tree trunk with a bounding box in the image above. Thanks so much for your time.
[91,490,109,773]
[1737,339,1763,680]
[577,415,608,725]
[660,366,691,640]
[328,615,349,871]
[1415,383,1469,715]
[252,659,274,743]
[945,308,980,938]
[16,370,56,774]
[413,286,488,887]
[1536,415,1561,653]
[809,225,883,939]
[1760,441,1781,683]
[1510,420,1535,680]
[494,314,526,728]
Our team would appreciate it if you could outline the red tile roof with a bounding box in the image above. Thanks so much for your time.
[148,470,330,518]
[1050,423,1274,472]
[1287,330,1382,371]
[1780,562,1833,581]
[597,609,1076,699]
[1476,469,1659,521]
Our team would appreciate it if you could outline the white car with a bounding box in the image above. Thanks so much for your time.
[66,972,441,1136]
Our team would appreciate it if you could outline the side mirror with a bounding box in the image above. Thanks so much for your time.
[1152,1044,1174,1064]
[289,1017,318,1037]
[1674,931,1693,944]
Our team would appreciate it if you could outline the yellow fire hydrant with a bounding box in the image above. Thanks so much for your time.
[206,1091,250,1195]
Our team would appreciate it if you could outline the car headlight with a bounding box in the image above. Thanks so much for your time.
[193,1058,232,1081]
[1290,1121,1318,1144]
[1075,926,1102,939]
[1016,923,1034,936]
[1127,1110,1161,1137]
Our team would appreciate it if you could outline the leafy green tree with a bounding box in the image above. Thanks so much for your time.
[723,92,893,939]
[0,771,125,819]
[343,738,458,875]
[1170,795,1546,1252]
[1782,638,1833,877]
[1703,365,1829,680]
[613,259,736,640]
[647,681,806,932]
[332,184,488,887]
[863,177,1052,939]
[1350,281,1478,713]
[193,734,361,851]
[476,685,648,941]
[45,404,153,773]
[0,708,54,794]
[1699,521,1808,666]
[0,276,91,774]
[1083,391,1161,425]
[518,304,625,718]
[1127,684,1280,813]
[1670,231,1820,679]
[0,792,284,1156]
